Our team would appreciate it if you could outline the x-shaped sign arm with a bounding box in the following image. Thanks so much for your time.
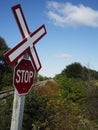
[5,4,47,72]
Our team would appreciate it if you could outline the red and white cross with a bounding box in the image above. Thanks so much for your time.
[5,4,46,72]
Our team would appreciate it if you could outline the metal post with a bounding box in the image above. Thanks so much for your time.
[10,89,25,130]
[10,54,28,130]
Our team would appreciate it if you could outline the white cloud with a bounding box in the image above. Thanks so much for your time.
[46,1,98,27]
[54,53,73,58]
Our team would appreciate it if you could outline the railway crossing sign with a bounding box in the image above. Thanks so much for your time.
[4,4,47,130]
[5,4,47,94]
[5,4,46,72]
[13,59,34,94]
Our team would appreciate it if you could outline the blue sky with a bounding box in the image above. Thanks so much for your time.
[0,0,98,77]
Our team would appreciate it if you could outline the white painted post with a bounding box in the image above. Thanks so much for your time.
[10,89,25,130]
[10,54,28,130]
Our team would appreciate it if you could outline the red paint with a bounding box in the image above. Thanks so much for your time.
[13,59,34,95]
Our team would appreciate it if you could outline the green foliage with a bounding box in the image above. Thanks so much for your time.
[0,96,13,130]
[61,62,98,80]
[67,79,87,101]
[0,37,8,51]
[23,80,62,130]
[65,62,83,79]
[1,73,13,89]
[54,67,98,130]
[23,89,50,130]
[54,73,87,101]
[0,36,13,90]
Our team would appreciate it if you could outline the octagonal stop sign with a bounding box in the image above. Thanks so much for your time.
[13,59,34,95]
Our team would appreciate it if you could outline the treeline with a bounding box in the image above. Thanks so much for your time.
[56,62,98,81]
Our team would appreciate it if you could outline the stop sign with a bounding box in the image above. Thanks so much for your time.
[13,59,34,95]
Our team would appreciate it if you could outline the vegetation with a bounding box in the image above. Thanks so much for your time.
[0,36,98,129]
[0,37,13,90]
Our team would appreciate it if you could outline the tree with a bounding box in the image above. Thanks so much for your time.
[0,36,13,90]
[65,62,83,79]
[0,37,9,72]
[0,37,9,66]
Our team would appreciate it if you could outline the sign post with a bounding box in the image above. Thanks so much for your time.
[10,89,25,130]
[5,4,46,130]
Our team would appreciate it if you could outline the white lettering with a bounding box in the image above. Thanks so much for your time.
[21,70,25,83]
[16,69,21,83]
[29,71,33,82]
[16,69,33,83]
[25,70,28,83]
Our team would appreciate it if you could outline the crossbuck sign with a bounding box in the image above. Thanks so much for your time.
[5,4,46,72]
[4,4,47,130]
